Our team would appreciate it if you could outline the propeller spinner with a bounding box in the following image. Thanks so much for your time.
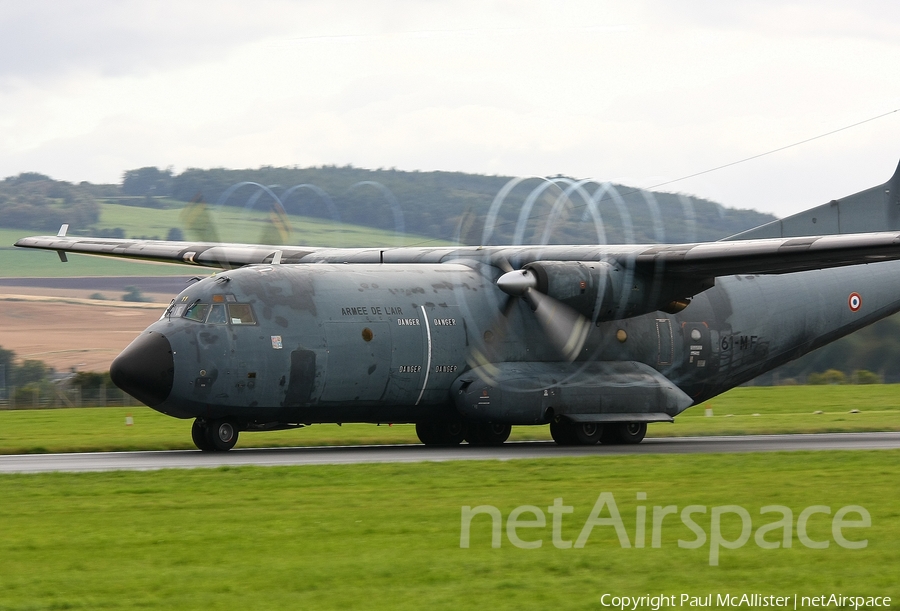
[494,264,590,362]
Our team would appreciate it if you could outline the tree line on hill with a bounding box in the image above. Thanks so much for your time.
[1,164,776,245]
[120,165,777,245]
[0,173,101,231]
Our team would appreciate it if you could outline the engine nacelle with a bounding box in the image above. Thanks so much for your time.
[451,361,693,425]
[498,260,713,321]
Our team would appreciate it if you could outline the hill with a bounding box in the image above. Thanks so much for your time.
[1,165,775,246]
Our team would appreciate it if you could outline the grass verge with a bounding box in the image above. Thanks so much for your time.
[0,385,898,454]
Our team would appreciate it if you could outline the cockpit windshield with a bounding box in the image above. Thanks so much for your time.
[184,302,209,322]
[207,304,228,325]
[170,296,257,325]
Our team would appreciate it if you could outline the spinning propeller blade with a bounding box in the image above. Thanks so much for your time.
[476,260,591,364]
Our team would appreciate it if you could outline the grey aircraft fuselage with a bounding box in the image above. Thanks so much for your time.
[128,255,896,425]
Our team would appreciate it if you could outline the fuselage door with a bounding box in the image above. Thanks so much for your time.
[656,318,674,366]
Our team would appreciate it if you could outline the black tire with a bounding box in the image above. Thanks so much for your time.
[191,419,214,452]
[206,419,239,451]
[549,420,578,445]
[551,420,601,445]
[465,423,511,446]
[599,426,621,445]
[416,420,466,446]
[573,422,602,445]
[415,422,438,445]
[614,422,647,444]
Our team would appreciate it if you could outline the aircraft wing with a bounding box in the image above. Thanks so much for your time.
[14,230,900,278]
[630,232,900,277]
[13,234,320,268]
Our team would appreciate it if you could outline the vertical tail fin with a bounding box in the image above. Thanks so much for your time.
[726,159,900,240]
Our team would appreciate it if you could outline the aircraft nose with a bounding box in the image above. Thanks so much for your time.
[110,331,175,407]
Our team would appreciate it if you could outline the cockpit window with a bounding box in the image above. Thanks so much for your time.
[228,304,256,325]
[181,301,256,324]
[184,302,209,322]
[207,304,228,325]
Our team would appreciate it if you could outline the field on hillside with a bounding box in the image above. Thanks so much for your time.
[0,297,163,372]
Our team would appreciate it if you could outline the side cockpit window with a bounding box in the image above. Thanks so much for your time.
[228,304,256,325]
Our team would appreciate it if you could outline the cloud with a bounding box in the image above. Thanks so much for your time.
[643,0,900,42]
[1,0,899,218]
[0,0,308,83]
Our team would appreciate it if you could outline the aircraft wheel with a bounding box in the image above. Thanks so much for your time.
[573,422,602,445]
[551,420,601,445]
[416,421,466,446]
[206,419,239,452]
[465,423,511,446]
[549,420,578,445]
[191,419,215,452]
[614,422,647,444]
[599,427,621,445]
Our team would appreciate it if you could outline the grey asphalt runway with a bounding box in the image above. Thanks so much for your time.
[1,432,898,473]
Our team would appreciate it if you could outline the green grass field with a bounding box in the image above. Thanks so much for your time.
[0,387,897,609]
[0,385,898,454]
[0,451,896,610]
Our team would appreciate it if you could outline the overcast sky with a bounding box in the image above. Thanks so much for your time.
[2,0,899,217]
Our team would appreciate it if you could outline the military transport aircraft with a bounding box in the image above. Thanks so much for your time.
[14,159,900,451]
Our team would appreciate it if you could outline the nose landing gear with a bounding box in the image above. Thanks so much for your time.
[192,418,240,452]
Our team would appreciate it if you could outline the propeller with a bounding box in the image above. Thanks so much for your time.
[469,256,591,368]
[495,265,590,362]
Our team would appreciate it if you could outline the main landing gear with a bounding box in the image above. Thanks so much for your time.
[415,418,645,447]
[192,418,240,452]
[549,419,646,446]
[415,420,512,446]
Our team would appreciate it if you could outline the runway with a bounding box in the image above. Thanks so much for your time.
[1,432,899,474]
